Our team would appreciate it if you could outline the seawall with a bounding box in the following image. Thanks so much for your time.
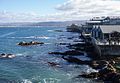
[98,45,120,56]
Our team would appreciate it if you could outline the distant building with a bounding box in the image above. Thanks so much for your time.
[87,16,110,25]
[87,16,120,25]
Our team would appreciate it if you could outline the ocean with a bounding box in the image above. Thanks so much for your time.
[0,27,99,83]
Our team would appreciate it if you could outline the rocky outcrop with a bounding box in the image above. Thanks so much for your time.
[76,60,119,82]
[67,24,82,33]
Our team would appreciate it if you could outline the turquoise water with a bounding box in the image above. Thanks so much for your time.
[0,27,99,83]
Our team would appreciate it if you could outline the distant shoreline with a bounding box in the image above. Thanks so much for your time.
[0,20,86,28]
[0,26,66,28]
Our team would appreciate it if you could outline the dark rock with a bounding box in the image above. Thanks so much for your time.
[48,52,63,55]
[99,72,120,83]
[99,64,116,75]
[67,44,85,51]
[18,41,44,46]
[54,30,63,32]
[49,50,84,56]
[85,44,101,60]
[90,60,109,69]
[78,72,99,78]
[63,50,84,55]
[47,62,60,67]
[7,54,15,58]
[59,43,70,45]
[66,24,82,33]
[73,39,84,42]
[78,62,117,82]
[67,37,74,40]
[62,55,83,64]
[0,53,15,59]
[110,73,120,83]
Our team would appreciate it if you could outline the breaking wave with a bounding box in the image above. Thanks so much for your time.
[8,36,51,39]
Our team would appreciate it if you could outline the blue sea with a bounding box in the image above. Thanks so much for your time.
[0,27,99,83]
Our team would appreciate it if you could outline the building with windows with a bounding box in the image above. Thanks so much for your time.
[82,16,120,34]
[90,25,120,45]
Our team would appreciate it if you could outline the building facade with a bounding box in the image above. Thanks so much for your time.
[91,25,120,44]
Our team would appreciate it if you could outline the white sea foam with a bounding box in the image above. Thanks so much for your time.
[16,52,30,57]
[22,79,32,83]
[16,53,23,56]
[8,37,15,38]
[83,65,98,74]
[43,78,60,83]
[47,30,54,32]
[8,36,50,39]
[36,36,50,39]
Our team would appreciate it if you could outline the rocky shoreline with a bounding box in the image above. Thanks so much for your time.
[49,32,120,83]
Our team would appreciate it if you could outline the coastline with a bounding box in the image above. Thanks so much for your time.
[0,26,120,82]
[0,26,66,28]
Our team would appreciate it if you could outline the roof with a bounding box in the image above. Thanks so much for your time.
[91,17,106,21]
[100,25,120,33]
[109,16,120,20]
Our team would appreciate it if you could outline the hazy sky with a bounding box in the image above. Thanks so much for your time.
[0,0,120,22]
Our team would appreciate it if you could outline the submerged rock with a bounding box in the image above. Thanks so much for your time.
[47,62,61,67]
[49,50,84,55]
[54,30,63,32]
[18,41,44,46]
[48,52,63,55]
[58,43,70,45]
[62,55,83,64]
[0,53,15,59]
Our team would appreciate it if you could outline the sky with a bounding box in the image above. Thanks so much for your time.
[0,0,120,23]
